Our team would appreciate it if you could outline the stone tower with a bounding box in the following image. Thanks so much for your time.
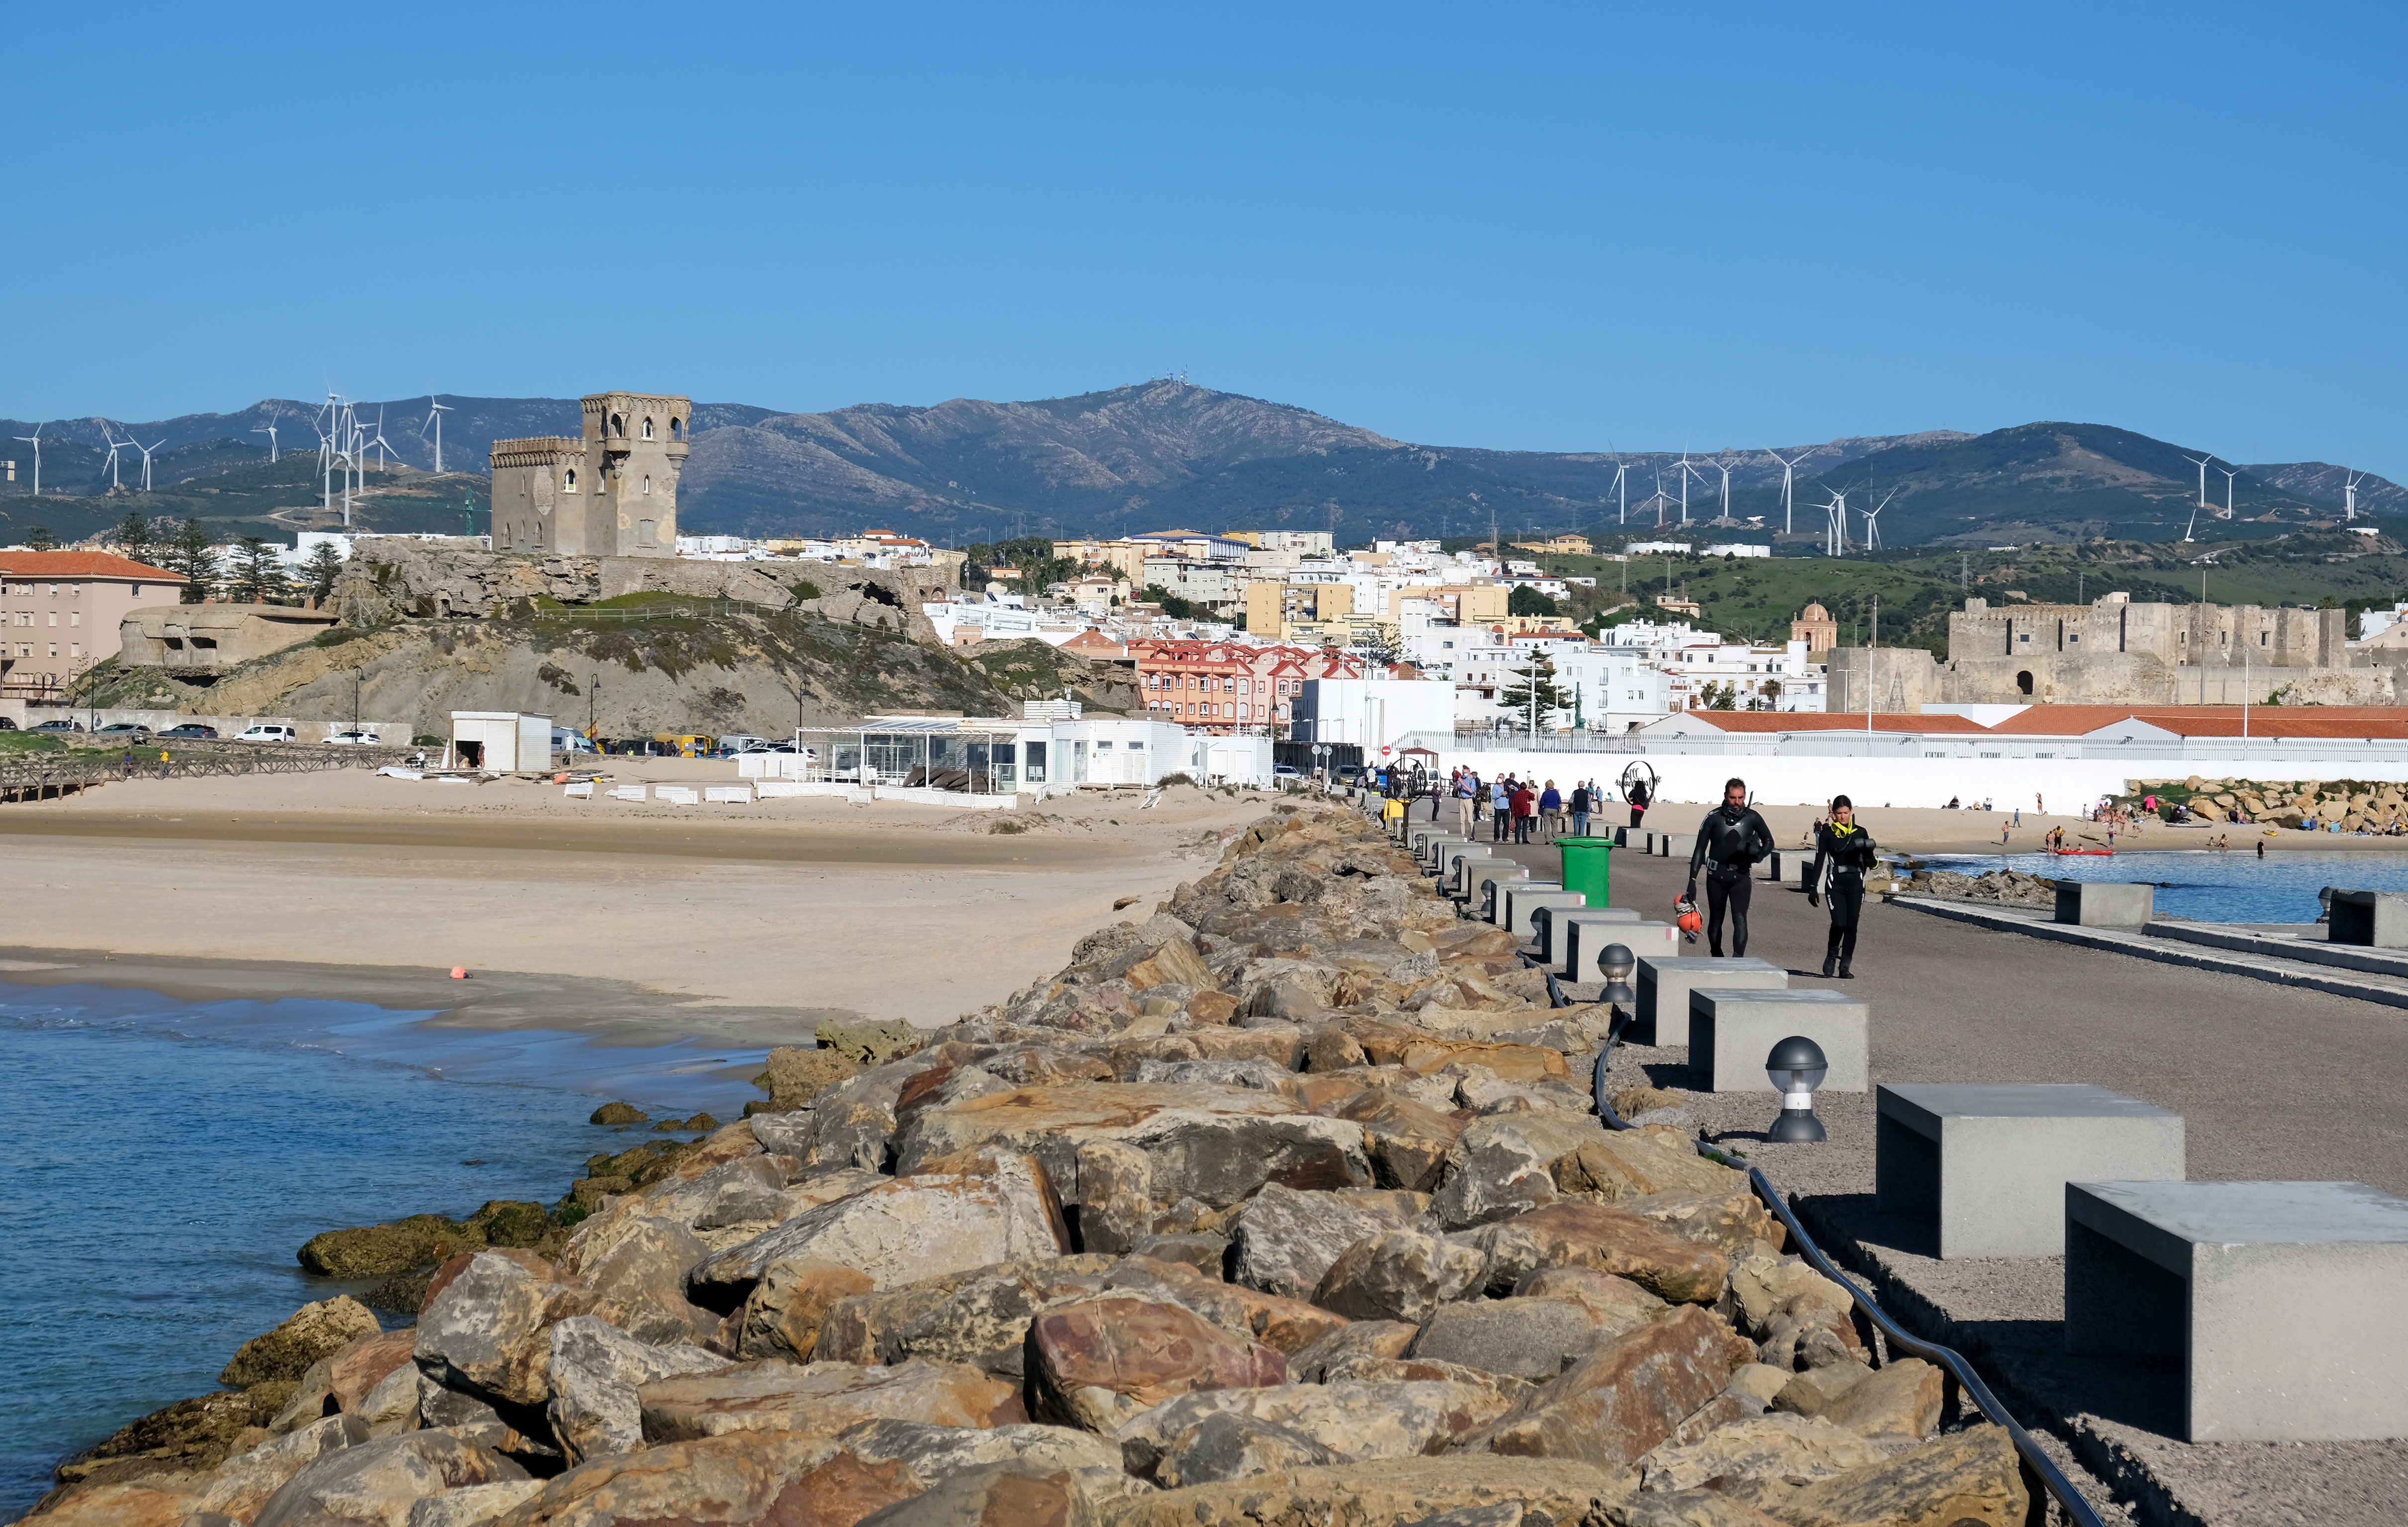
[489,391,691,557]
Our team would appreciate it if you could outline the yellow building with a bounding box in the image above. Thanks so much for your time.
[1243,579,1354,638]
[1051,538,1147,584]
[1510,535,1594,557]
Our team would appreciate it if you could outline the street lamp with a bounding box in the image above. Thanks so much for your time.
[1765,1035,1829,1143]
[590,673,601,752]
[353,668,364,729]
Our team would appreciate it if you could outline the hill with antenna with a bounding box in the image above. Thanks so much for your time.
[2,384,2395,549]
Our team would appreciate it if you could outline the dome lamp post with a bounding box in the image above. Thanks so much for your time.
[1766,1035,1829,1143]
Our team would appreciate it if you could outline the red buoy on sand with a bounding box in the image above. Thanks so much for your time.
[450,966,468,979]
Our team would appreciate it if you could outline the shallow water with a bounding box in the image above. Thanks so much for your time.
[1917,848,2408,924]
[0,985,769,1518]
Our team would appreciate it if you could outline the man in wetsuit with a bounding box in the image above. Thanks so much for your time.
[1687,777,1774,957]
[1807,793,1879,978]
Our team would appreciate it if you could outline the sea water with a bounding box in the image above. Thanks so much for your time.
[0,984,768,1519]
[1917,849,2408,924]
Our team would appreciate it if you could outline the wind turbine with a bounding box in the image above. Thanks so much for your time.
[2345,469,2365,522]
[1673,452,1704,527]
[2181,452,2213,512]
[1768,449,1809,535]
[9,422,43,496]
[425,397,452,473]
[100,426,127,490]
[1711,455,1738,523]
[1608,454,1628,525]
[252,404,281,463]
[2219,467,2238,525]
[1860,487,1897,552]
[368,406,400,470]
[133,436,166,493]
[1819,488,1850,557]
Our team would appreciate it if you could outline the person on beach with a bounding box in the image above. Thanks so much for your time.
[1808,793,1879,978]
[1627,773,1651,829]
[2002,818,2011,846]
[1687,777,1774,958]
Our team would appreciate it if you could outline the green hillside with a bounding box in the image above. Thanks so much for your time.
[0,453,490,551]
[1524,528,2408,658]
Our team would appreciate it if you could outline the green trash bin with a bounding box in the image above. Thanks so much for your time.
[1556,836,1616,911]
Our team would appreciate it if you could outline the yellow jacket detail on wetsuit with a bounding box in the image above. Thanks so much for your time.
[1809,820,1880,895]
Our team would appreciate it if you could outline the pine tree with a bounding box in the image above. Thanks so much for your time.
[1496,651,1570,729]
[301,542,345,603]
[113,512,154,566]
[231,536,289,604]
[172,519,218,604]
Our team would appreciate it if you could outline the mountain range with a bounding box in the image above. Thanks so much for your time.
[1,383,2396,550]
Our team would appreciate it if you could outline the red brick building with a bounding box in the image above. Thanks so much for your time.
[1129,639,1366,733]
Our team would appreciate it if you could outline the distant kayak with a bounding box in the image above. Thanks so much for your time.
[2049,847,2114,857]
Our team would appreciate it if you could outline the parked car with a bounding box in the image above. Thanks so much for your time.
[718,734,773,754]
[0,717,15,730]
[1272,764,1303,780]
[323,731,378,745]
[158,723,218,740]
[29,719,83,734]
[235,724,297,743]
[95,722,154,741]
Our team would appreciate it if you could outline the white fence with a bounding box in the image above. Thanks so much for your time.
[1420,751,2408,810]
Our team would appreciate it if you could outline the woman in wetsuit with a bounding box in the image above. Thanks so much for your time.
[1807,793,1880,978]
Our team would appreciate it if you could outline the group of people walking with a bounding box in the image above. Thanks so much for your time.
[1442,767,1614,846]
[1681,776,1878,978]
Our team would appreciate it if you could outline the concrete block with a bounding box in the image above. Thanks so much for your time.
[2326,888,2408,948]
[1542,906,1639,971]
[1636,955,1787,1048]
[2053,881,2155,926]
[1505,887,1584,941]
[1568,917,1681,986]
[1494,879,1562,928]
[1413,833,1465,872]
[1440,844,1491,894]
[1462,860,1527,911]
[1877,1083,2183,1258]
[1690,987,1868,1092]
[2065,1179,2408,1442]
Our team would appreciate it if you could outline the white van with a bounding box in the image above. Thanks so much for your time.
[550,727,598,755]
[236,724,297,743]
[716,734,774,754]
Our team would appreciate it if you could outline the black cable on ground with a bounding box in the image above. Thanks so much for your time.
[1588,1014,2107,1527]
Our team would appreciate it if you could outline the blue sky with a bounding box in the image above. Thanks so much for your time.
[4,3,2401,477]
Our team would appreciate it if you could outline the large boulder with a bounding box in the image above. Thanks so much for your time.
[1074,1139,1154,1255]
[1111,1259,1350,1354]
[1815,1357,1943,1446]
[1094,1457,1625,1527]
[8,1483,200,1527]
[816,1256,1119,1378]
[1777,1425,2031,1527]
[849,1459,1103,1527]
[637,1359,1025,1442]
[1549,1129,1747,1203]
[1406,1296,1618,1381]
[485,1432,858,1527]
[545,1315,733,1465]
[1309,1229,1486,1326]
[251,1429,528,1527]
[1116,1380,1519,1480]
[188,1414,368,1522]
[737,1258,878,1362]
[1026,1296,1288,1435]
[327,1330,422,1414]
[572,1215,718,1344]
[891,1082,1371,1210]
[1429,1115,1596,1231]
[1477,1306,1754,1470]
[689,1149,1070,1303]
[1282,1321,1417,1383]
[221,1297,384,1387]
[1225,1184,1398,1301]
[838,1418,1145,1505]
[413,1252,594,1408]
[1637,1412,1884,1495]
[1460,1203,1731,1305]
[297,1222,452,1279]
[1333,1089,1467,1194]
[1143,1412,1338,1489]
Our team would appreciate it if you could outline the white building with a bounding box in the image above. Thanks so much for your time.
[1292,677,1457,751]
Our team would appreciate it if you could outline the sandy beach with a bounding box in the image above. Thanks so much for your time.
[0,760,1280,1043]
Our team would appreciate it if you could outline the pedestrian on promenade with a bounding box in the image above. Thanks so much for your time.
[1569,780,1592,839]
[1456,769,1477,835]
[1511,779,1537,844]
[1627,773,1651,829]
[1687,777,1774,957]
[121,751,135,779]
[1491,776,1511,842]
[1808,793,1879,978]
[1538,779,1563,842]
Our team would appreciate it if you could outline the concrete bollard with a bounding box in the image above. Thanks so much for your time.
[1636,954,1788,1048]
[2053,882,2155,927]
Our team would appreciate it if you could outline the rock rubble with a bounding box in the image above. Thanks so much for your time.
[19,803,2034,1527]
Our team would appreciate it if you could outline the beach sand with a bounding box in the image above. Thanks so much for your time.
[0,759,1278,1043]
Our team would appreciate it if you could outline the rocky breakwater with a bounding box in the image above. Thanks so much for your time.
[19,804,2037,1527]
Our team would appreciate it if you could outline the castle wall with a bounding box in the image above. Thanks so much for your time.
[1942,595,2361,705]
